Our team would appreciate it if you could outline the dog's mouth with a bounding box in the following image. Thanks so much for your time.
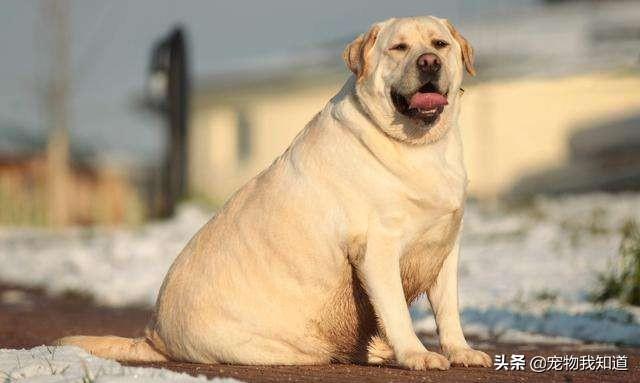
[391,82,448,125]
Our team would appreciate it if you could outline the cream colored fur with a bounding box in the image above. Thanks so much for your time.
[56,16,491,370]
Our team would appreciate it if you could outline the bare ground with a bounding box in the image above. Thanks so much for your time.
[1,283,638,382]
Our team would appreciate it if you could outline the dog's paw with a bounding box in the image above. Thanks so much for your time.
[398,350,450,370]
[367,335,395,365]
[445,347,492,367]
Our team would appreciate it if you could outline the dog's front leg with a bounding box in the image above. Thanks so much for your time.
[354,219,450,371]
[427,237,492,367]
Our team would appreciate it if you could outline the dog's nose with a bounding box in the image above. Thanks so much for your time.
[417,53,441,74]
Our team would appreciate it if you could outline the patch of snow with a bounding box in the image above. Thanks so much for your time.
[412,193,640,346]
[459,306,640,345]
[1,194,640,345]
[0,346,241,382]
[0,205,211,307]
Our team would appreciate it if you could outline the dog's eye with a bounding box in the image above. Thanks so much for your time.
[433,39,449,49]
[389,43,408,52]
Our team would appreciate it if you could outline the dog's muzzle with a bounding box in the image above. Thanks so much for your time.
[391,81,449,124]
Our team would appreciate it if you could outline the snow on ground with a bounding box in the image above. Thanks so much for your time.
[415,193,640,346]
[0,346,241,382]
[0,205,211,307]
[1,193,640,345]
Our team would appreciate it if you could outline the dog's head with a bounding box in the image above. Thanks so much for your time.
[343,16,475,144]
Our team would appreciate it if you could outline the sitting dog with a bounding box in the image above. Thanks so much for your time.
[57,16,492,370]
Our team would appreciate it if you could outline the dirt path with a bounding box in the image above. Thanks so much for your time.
[1,283,638,382]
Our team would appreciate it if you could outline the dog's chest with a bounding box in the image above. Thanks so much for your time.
[383,146,467,301]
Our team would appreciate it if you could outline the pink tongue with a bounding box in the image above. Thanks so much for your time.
[409,92,448,110]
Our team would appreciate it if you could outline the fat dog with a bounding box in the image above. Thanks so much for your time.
[57,16,491,371]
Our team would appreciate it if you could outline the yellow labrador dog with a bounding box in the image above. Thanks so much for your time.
[57,16,491,370]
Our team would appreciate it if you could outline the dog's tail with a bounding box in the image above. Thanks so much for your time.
[53,335,169,362]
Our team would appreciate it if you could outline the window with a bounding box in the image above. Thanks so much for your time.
[236,108,252,162]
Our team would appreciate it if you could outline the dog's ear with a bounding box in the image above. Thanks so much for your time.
[343,24,381,80]
[443,20,476,76]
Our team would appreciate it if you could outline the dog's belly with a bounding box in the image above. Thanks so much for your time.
[401,208,463,301]
[315,252,451,363]
[315,209,462,362]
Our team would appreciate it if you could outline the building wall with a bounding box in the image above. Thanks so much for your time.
[189,72,640,203]
[459,72,640,200]
[189,83,340,203]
